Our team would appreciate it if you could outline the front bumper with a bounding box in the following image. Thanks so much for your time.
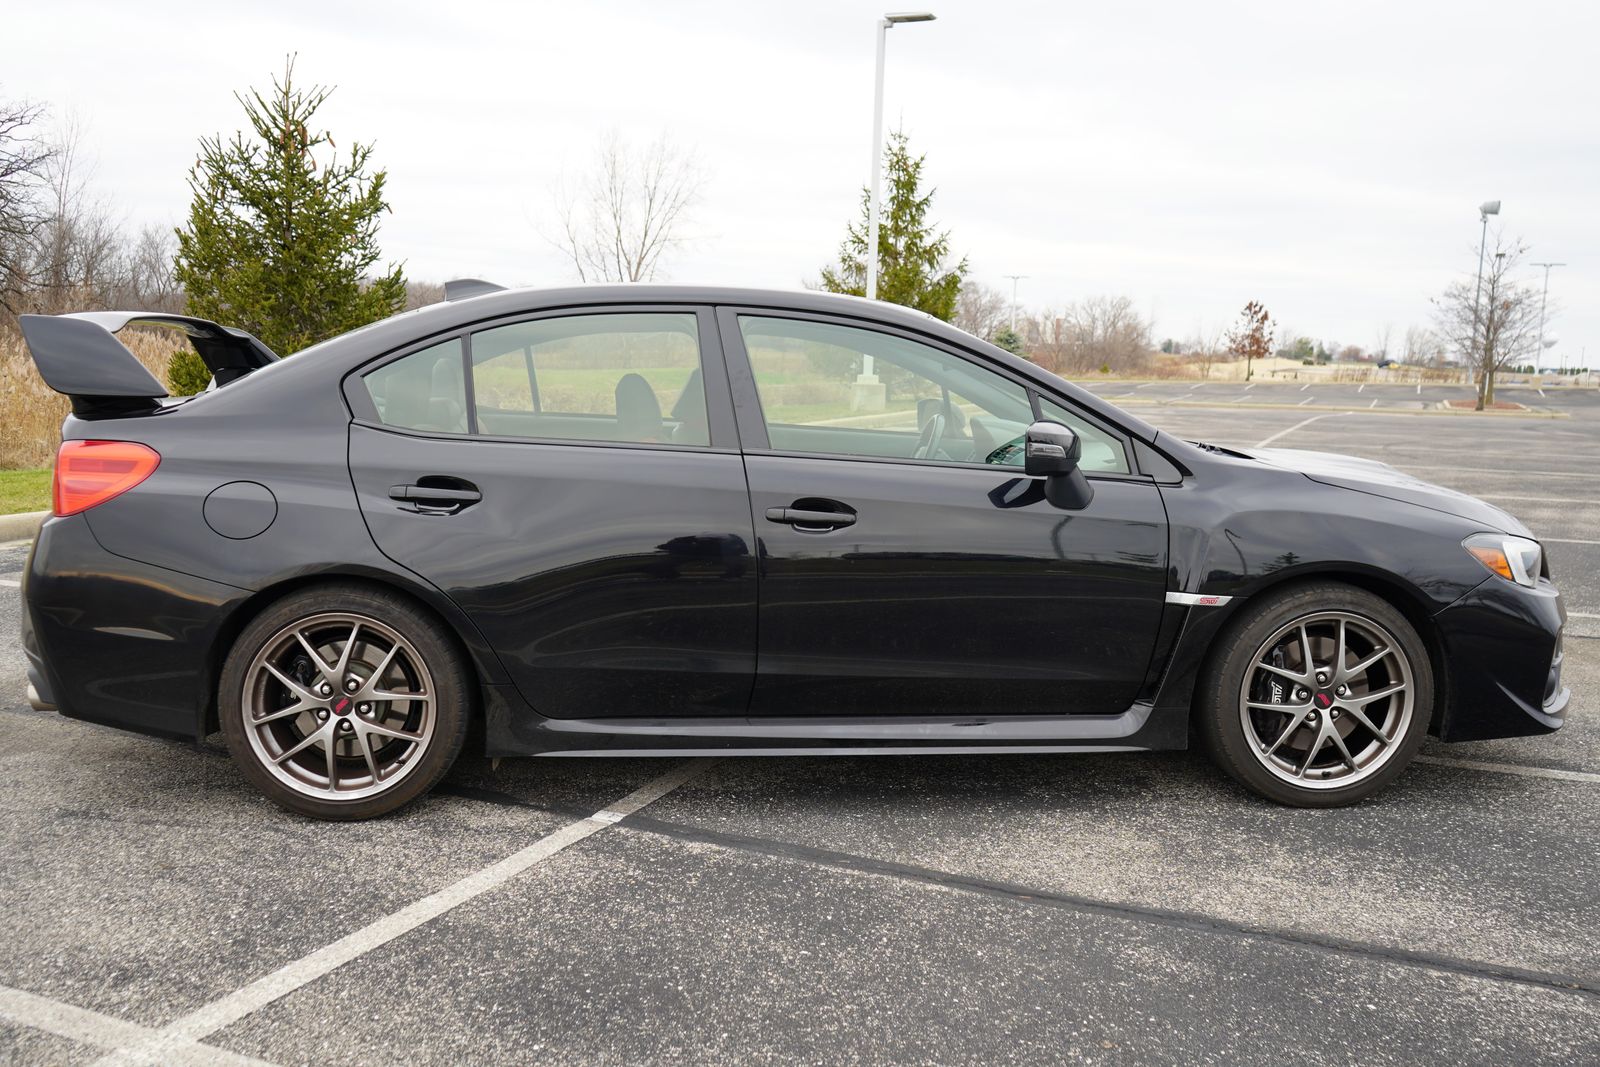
[1433,574,1567,742]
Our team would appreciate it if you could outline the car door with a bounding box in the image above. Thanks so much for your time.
[719,308,1169,718]
[346,307,757,720]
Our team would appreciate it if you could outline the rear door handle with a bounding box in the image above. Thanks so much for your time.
[765,506,856,530]
[389,482,482,512]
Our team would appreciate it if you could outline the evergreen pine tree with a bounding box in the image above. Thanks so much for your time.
[819,131,967,321]
[175,59,405,355]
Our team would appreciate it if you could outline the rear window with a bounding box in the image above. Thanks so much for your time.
[363,338,466,433]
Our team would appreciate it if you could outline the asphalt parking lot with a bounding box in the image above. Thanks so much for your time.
[2,393,1597,1066]
[1076,376,1600,416]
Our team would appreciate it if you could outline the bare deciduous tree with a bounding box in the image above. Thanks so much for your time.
[1022,295,1153,375]
[954,281,1010,341]
[1185,329,1225,379]
[0,96,55,319]
[34,119,129,314]
[1373,322,1393,362]
[1432,234,1541,407]
[1403,324,1441,366]
[117,224,183,312]
[553,133,704,283]
[404,280,445,310]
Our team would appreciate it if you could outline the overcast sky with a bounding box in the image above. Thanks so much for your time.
[9,0,1597,361]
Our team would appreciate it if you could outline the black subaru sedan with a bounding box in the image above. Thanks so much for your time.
[18,285,1567,819]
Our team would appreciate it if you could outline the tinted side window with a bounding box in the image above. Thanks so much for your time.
[470,313,707,446]
[363,338,467,433]
[738,316,1034,466]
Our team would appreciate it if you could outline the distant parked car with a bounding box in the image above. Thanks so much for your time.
[17,284,1570,819]
[1377,359,1401,369]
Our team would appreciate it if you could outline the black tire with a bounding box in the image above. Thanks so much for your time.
[1198,581,1433,807]
[220,583,471,820]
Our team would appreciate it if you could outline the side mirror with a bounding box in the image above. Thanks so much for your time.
[1024,420,1094,510]
[1024,420,1080,476]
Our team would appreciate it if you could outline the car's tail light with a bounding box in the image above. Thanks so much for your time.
[53,440,161,516]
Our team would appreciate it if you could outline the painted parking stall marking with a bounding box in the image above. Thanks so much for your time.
[0,984,278,1067]
[89,759,715,1067]
[1415,755,1600,785]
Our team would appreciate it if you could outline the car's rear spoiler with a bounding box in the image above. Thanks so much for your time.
[18,312,279,416]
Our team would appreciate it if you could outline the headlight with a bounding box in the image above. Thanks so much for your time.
[1463,533,1542,588]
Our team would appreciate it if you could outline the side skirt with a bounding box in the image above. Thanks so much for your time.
[484,687,1191,756]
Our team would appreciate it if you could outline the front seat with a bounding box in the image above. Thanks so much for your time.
[429,356,467,433]
[671,368,708,445]
[615,373,663,442]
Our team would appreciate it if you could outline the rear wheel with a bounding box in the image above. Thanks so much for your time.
[1199,582,1433,807]
[220,585,470,820]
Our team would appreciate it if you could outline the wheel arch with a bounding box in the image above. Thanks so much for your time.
[200,566,506,738]
[1222,572,1452,739]
[1166,564,1450,738]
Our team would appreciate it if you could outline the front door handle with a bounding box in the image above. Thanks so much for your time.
[765,505,856,530]
[389,482,482,513]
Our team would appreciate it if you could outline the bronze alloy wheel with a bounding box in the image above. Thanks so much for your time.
[222,584,470,819]
[242,610,437,802]
[1237,610,1415,789]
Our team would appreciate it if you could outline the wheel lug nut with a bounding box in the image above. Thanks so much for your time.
[316,709,329,722]
[318,683,332,696]
[340,720,353,731]
[345,678,359,692]
[1331,709,1341,720]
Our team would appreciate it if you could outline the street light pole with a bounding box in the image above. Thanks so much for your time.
[1003,274,1027,331]
[865,11,936,304]
[1471,200,1501,404]
[1531,261,1565,371]
[854,11,934,412]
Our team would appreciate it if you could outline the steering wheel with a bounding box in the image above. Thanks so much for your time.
[913,412,946,460]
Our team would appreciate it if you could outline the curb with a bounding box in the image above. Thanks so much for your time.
[0,510,48,544]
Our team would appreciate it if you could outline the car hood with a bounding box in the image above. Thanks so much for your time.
[1244,447,1531,537]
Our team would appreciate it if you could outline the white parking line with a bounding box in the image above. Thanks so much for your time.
[1539,388,1547,397]
[1478,494,1600,504]
[1543,538,1600,546]
[1297,396,1313,406]
[0,578,18,588]
[1415,755,1600,785]
[1415,383,1421,395]
[1136,382,1153,389]
[1245,382,1255,390]
[0,984,276,1067]
[1396,465,1600,479]
[91,759,716,1067]
[1369,399,1378,408]
[1254,412,1344,448]
[1568,611,1600,620]
[1299,382,1310,391]
[1357,383,1365,393]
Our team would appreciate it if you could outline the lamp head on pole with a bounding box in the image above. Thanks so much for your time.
[1479,200,1501,221]
[884,11,937,25]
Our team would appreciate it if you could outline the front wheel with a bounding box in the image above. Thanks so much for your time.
[220,584,471,820]
[1199,582,1433,807]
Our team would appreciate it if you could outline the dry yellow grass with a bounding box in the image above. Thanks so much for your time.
[0,328,182,469]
